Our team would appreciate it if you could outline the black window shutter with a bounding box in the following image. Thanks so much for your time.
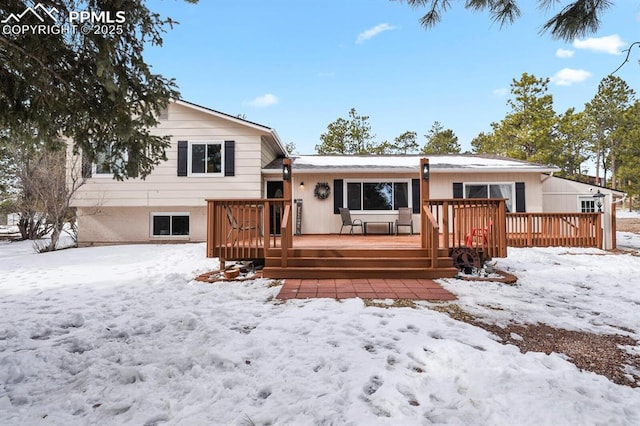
[224,140,235,177]
[333,179,343,214]
[177,141,188,176]
[515,182,526,212]
[411,179,420,213]
[81,152,92,178]
[126,148,140,178]
[453,182,463,198]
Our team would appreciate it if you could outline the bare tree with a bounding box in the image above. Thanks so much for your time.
[2,141,86,251]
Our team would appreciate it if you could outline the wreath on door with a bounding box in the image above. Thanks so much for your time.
[314,182,331,200]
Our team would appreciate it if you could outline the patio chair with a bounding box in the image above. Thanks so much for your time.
[395,207,413,235]
[465,220,493,247]
[339,208,363,235]
[226,205,262,244]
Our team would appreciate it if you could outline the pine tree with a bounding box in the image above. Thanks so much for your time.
[584,76,636,188]
[554,108,590,179]
[396,0,617,41]
[0,0,198,180]
[615,100,640,205]
[472,73,558,165]
[316,108,381,154]
[391,131,419,154]
[422,121,460,154]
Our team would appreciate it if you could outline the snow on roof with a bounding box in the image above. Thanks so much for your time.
[264,155,559,173]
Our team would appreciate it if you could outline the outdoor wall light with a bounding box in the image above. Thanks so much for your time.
[300,182,304,188]
[593,189,605,212]
[282,163,291,181]
[421,162,430,180]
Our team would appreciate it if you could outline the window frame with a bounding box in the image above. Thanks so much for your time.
[150,212,190,238]
[187,141,225,177]
[462,182,515,212]
[578,196,596,213]
[343,178,412,214]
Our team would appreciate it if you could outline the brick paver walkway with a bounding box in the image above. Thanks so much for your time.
[276,278,456,301]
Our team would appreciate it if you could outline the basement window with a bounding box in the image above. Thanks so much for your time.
[151,213,190,237]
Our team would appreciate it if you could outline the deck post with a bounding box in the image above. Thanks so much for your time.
[264,200,271,253]
[283,158,293,250]
[206,200,213,258]
[419,158,430,249]
[597,212,603,249]
[442,201,450,251]
[611,202,616,250]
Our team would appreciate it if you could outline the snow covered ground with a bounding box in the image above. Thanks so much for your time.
[1,235,639,425]
[617,209,640,219]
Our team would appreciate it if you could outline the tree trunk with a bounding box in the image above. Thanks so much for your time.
[595,141,601,185]
[44,224,63,252]
[611,146,616,190]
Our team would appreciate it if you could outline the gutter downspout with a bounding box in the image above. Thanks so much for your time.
[540,171,555,183]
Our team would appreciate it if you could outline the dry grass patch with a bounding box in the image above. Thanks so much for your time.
[364,299,417,309]
[432,303,640,388]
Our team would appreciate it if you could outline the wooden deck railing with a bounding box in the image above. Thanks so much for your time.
[506,212,602,248]
[207,197,603,269]
[421,205,440,267]
[426,198,508,259]
[206,198,287,264]
[280,204,292,268]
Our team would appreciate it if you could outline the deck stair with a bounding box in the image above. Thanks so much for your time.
[263,248,458,279]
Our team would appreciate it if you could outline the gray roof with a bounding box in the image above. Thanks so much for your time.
[264,155,559,174]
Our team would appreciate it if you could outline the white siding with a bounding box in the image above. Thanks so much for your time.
[541,176,623,212]
[77,206,208,245]
[261,135,280,168]
[286,171,544,235]
[72,102,269,208]
[430,172,544,212]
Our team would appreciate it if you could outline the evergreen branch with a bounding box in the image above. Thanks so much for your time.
[0,35,84,102]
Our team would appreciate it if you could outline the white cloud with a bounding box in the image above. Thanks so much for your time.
[356,23,396,44]
[551,68,591,86]
[492,88,508,96]
[556,48,574,58]
[573,34,625,55]
[244,93,279,108]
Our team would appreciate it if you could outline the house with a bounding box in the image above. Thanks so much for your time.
[71,99,287,246]
[71,100,622,275]
[262,154,558,235]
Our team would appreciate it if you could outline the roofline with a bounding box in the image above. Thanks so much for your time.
[172,99,288,155]
[544,173,626,195]
[289,153,556,165]
[263,166,559,174]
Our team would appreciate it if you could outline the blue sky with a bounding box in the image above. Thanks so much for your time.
[145,0,640,154]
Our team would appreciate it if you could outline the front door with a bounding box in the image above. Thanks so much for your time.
[266,181,284,235]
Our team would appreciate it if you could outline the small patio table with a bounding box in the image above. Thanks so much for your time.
[363,221,394,235]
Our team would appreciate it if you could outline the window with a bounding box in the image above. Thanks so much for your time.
[346,181,409,211]
[188,142,223,176]
[92,144,127,177]
[579,197,596,213]
[94,147,111,175]
[464,183,514,212]
[151,213,190,237]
